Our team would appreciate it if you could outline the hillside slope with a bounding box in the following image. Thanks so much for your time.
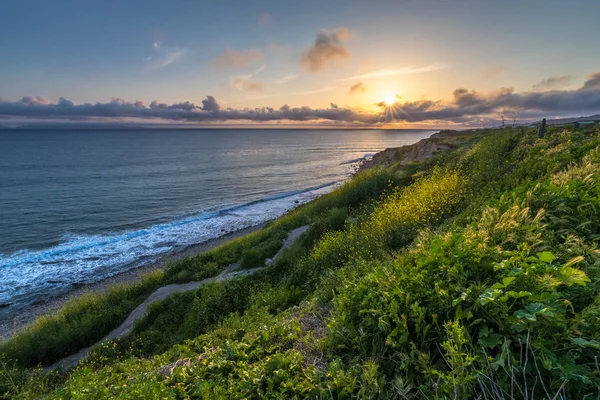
[3,124,600,399]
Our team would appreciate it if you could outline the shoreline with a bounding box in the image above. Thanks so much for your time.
[0,138,429,341]
[0,222,268,341]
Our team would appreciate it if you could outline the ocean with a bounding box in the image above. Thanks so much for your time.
[0,128,434,316]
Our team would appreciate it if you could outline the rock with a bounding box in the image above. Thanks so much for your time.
[265,258,274,267]
[71,282,87,289]
[0,302,12,308]
[157,351,212,378]
[157,358,192,377]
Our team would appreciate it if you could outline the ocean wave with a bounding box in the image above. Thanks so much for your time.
[0,181,339,314]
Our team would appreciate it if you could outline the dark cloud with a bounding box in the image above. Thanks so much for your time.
[532,75,572,91]
[3,73,600,125]
[349,82,367,95]
[21,96,51,106]
[201,96,220,112]
[583,72,600,90]
[212,48,263,69]
[300,28,351,72]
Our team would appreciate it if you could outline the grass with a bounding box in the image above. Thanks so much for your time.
[3,123,600,399]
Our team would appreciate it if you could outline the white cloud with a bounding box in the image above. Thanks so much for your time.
[338,65,445,82]
[144,42,188,70]
[276,73,298,84]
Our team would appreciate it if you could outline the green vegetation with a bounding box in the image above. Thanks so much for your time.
[3,124,600,399]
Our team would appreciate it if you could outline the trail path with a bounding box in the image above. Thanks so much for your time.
[49,225,309,370]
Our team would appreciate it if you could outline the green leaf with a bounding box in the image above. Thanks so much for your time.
[452,291,468,306]
[479,288,503,305]
[479,333,502,348]
[537,251,556,263]
[500,291,531,301]
[560,266,590,287]
[570,337,600,349]
[514,310,537,321]
[502,277,516,287]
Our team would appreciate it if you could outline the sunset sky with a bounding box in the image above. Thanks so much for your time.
[1,0,600,128]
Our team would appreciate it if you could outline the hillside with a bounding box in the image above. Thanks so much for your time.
[2,123,600,399]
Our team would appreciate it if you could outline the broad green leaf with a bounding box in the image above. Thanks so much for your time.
[479,288,503,305]
[537,251,556,263]
[502,277,516,287]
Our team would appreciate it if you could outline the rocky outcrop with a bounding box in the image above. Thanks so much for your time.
[360,130,477,171]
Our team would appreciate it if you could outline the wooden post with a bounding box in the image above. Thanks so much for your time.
[538,118,546,138]
[520,127,525,136]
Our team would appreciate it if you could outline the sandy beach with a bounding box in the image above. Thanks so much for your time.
[0,222,268,341]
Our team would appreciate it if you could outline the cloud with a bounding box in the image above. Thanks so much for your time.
[276,73,298,84]
[349,82,367,95]
[228,64,267,92]
[144,42,187,70]
[3,72,600,125]
[201,96,220,112]
[213,48,263,69]
[338,65,444,82]
[532,75,572,91]
[258,12,271,27]
[583,72,600,90]
[20,96,51,105]
[229,74,266,92]
[300,28,351,72]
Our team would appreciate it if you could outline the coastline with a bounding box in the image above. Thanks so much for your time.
[0,222,268,341]
[0,135,433,342]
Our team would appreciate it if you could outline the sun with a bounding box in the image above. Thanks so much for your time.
[383,93,397,106]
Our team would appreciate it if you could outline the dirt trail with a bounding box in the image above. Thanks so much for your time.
[49,225,309,370]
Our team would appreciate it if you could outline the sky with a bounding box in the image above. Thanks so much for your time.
[1,0,600,128]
